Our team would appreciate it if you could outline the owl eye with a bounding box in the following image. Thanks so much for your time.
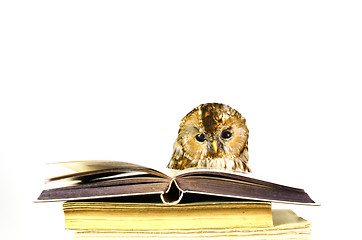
[195,133,206,142]
[221,130,232,139]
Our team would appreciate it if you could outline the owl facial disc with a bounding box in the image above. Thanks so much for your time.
[168,103,251,172]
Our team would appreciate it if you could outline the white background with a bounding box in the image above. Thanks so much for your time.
[1,1,361,239]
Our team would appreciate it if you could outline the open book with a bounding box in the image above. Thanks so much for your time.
[37,160,316,205]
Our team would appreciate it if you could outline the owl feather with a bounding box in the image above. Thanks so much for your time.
[167,103,251,172]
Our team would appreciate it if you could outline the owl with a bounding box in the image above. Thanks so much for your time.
[167,103,251,172]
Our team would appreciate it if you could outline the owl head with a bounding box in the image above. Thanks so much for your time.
[167,103,250,172]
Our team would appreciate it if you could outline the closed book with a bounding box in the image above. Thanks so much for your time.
[70,209,311,239]
[63,201,273,231]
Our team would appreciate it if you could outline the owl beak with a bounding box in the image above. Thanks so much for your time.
[212,140,218,153]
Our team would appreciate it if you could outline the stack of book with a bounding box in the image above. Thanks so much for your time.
[37,160,317,239]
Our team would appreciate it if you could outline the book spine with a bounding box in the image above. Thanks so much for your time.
[160,179,184,204]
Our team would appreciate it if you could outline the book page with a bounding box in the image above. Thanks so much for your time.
[176,170,316,205]
[272,209,310,227]
[48,160,169,182]
[53,160,154,172]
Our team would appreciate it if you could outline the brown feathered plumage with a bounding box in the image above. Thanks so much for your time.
[167,103,250,172]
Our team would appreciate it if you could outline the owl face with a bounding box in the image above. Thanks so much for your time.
[168,103,250,172]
